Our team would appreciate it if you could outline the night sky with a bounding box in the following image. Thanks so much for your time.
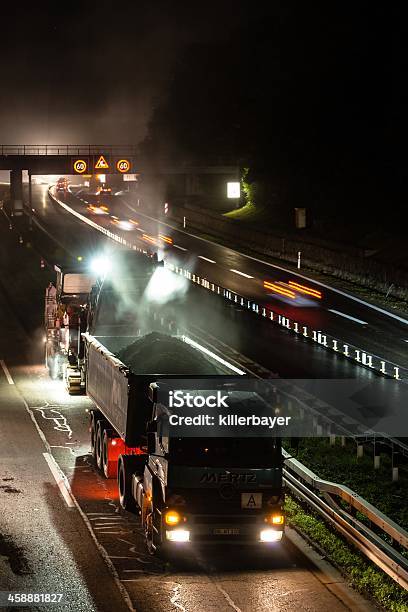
[1,2,407,227]
[0,1,245,144]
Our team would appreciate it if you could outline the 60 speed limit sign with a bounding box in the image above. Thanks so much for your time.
[73,159,87,174]
[116,159,131,173]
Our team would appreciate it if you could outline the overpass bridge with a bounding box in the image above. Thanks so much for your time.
[0,145,138,214]
[0,144,240,214]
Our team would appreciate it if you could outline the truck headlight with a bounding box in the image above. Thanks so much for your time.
[166,530,190,542]
[260,529,283,543]
[164,510,181,526]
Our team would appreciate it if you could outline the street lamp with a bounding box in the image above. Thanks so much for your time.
[227,181,240,199]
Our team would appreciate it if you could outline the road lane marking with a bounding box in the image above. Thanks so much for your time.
[0,360,14,384]
[328,309,368,325]
[43,452,75,508]
[174,244,187,251]
[230,269,253,279]
[198,255,216,263]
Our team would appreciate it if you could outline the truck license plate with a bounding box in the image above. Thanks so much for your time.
[213,528,240,535]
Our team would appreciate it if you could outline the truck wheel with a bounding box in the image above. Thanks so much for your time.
[89,411,102,458]
[146,506,161,556]
[102,428,117,479]
[95,420,105,472]
[118,455,138,512]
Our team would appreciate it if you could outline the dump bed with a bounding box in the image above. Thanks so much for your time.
[83,332,234,446]
[84,334,138,442]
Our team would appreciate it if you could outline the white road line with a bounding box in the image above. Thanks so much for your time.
[42,452,75,508]
[198,255,216,263]
[230,269,253,279]
[174,244,187,251]
[0,360,14,384]
[328,309,368,325]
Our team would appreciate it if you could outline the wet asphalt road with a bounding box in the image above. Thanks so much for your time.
[68,185,408,370]
[0,188,378,611]
[26,185,383,381]
[0,247,130,612]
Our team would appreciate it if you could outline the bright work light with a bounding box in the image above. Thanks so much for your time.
[90,256,111,277]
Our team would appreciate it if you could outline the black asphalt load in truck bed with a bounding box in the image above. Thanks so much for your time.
[117,332,219,375]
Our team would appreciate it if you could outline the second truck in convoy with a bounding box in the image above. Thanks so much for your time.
[45,250,285,553]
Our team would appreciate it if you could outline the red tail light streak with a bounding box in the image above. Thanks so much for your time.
[263,281,296,299]
[142,233,158,245]
[158,234,173,245]
[288,281,322,299]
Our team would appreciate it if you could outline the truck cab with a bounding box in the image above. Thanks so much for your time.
[126,385,285,554]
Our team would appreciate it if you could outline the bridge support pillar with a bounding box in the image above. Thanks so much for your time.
[10,169,23,216]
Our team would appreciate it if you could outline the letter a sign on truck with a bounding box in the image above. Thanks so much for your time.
[241,492,262,508]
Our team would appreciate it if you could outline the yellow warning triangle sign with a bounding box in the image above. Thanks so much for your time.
[95,155,109,169]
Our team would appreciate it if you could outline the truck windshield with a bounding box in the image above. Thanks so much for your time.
[169,437,281,468]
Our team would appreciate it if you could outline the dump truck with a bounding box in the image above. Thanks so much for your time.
[44,249,159,393]
[83,329,285,554]
[44,264,95,392]
[47,250,285,552]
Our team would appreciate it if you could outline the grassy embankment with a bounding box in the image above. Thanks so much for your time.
[284,438,408,610]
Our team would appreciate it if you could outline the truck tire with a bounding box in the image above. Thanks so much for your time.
[146,505,162,556]
[102,428,117,479]
[145,481,165,556]
[89,410,102,458]
[118,455,145,513]
[95,420,105,472]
